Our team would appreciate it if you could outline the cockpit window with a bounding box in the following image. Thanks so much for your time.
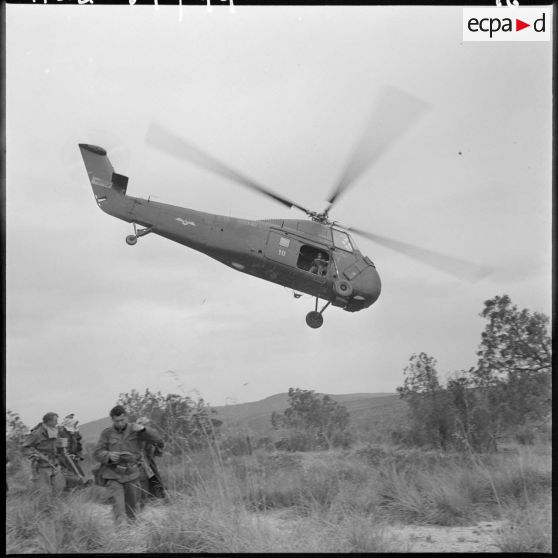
[332,229,353,252]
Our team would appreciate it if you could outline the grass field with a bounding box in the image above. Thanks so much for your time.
[6,442,551,553]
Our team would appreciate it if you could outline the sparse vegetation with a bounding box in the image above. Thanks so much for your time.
[6,294,551,553]
[396,295,551,452]
[271,388,352,451]
[6,409,30,472]
[6,440,551,553]
[116,388,223,453]
[495,495,552,553]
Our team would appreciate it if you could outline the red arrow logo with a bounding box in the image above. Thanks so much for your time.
[516,19,530,32]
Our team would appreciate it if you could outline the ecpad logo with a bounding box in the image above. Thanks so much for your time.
[463,8,551,41]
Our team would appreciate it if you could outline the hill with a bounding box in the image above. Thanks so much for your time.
[79,392,406,444]
[214,392,405,440]
[79,416,113,443]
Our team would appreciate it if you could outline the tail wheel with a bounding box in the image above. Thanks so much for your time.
[126,235,138,246]
[305,311,324,329]
[334,280,353,297]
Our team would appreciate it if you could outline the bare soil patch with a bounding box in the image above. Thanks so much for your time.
[387,520,505,552]
[251,510,505,552]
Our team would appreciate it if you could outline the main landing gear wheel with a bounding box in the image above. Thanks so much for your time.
[126,235,138,246]
[305,298,332,329]
[306,311,324,329]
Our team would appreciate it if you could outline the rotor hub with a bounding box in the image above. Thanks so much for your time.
[309,209,331,224]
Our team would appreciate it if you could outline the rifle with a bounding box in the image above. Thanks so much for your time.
[60,447,89,485]
[30,449,58,471]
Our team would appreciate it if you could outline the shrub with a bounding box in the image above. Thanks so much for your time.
[495,496,552,552]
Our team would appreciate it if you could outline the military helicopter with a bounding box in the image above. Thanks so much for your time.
[79,87,489,328]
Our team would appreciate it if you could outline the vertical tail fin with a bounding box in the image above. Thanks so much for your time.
[79,144,128,194]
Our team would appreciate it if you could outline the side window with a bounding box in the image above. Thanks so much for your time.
[297,245,329,276]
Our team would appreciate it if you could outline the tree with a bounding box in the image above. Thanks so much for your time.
[6,410,29,465]
[6,410,28,442]
[471,295,552,449]
[397,353,453,449]
[397,352,440,395]
[395,296,552,453]
[474,294,551,386]
[271,388,351,451]
[446,371,496,452]
[116,388,164,422]
[116,389,222,454]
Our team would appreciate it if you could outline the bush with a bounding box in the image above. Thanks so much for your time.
[496,496,552,552]
[514,424,535,445]
[271,389,352,451]
[219,432,254,457]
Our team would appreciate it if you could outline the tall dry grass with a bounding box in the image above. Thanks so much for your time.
[6,441,551,553]
[495,495,552,552]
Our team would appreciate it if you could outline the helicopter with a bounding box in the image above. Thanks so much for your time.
[79,87,489,328]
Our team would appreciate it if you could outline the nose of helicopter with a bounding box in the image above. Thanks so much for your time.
[347,266,382,311]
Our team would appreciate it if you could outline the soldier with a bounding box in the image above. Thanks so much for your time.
[309,252,328,276]
[94,405,164,524]
[58,414,83,457]
[58,413,88,487]
[21,412,66,494]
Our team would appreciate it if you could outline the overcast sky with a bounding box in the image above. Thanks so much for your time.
[6,5,552,427]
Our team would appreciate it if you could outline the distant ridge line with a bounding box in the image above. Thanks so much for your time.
[217,392,394,407]
[79,391,400,442]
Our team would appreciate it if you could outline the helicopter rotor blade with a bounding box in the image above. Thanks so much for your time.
[146,122,313,215]
[348,226,492,283]
[326,87,430,212]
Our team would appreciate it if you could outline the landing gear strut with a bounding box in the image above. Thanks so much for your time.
[305,298,331,329]
[125,223,152,246]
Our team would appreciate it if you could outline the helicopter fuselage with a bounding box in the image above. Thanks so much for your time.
[81,143,381,314]
[91,183,381,312]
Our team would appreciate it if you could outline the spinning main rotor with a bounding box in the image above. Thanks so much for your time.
[146,87,490,283]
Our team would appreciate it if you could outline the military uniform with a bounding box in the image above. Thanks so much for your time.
[94,423,164,523]
[309,254,328,276]
[21,423,66,493]
[58,426,87,486]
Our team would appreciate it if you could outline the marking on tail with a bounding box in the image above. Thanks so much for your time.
[92,176,111,187]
